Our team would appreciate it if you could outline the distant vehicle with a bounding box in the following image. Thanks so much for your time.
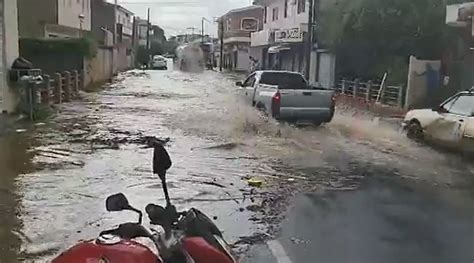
[162,53,175,59]
[236,71,335,124]
[175,43,204,72]
[151,55,167,70]
[402,90,474,151]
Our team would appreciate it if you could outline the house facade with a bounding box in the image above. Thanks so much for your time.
[0,0,19,113]
[17,0,91,38]
[218,6,264,71]
[251,0,336,87]
[251,0,308,73]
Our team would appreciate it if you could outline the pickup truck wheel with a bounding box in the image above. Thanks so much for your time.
[407,121,424,141]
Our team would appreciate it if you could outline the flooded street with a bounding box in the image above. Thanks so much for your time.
[1,66,474,262]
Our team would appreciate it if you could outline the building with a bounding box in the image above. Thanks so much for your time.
[251,0,336,87]
[0,0,20,113]
[136,18,149,47]
[116,5,134,46]
[17,0,91,38]
[91,0,133,46]
[251,0,308,73]
[218,6,264,71]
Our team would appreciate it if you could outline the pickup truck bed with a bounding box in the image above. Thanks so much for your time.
[238,71,335,123]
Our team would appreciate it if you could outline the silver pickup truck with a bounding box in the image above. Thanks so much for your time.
[236,71,335,124]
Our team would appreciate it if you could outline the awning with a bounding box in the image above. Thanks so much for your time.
[268,45,291,54]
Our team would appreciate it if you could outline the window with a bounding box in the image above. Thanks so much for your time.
[446,95,474,116]
[284,0,289,18]
[243,74,256,87]
[297,0,306,14]
[272,7,279,21]
[260,72,308,89]
[264,6,267,24]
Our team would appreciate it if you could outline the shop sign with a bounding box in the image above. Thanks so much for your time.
[275,28,303,43]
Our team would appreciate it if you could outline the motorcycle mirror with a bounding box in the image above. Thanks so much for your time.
[106,193,131,212]
[153,143,172,180]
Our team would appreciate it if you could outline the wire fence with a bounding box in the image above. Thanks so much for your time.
[335,79,404,108]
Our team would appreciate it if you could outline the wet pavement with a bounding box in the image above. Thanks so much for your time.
[1,64,474,262]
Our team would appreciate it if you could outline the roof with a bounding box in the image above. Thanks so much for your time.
[218,5,263,20]
[100,1,134,15]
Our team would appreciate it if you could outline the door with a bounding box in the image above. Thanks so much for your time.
[242,73,256,104]
[429,94,473,145]
[318,53,336,89]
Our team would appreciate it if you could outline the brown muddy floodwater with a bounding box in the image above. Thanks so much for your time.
[1,67,474,262]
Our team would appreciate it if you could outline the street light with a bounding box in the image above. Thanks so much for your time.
[78,14,85,37]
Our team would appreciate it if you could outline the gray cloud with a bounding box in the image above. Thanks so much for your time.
[111,0,252,36]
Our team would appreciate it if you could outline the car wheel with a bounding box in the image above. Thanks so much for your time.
[407,121,424,141]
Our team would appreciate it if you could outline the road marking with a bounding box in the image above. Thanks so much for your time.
[267,240,293,263]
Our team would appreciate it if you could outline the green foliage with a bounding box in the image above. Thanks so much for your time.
[318,0,465,84]
[19,38,98,59]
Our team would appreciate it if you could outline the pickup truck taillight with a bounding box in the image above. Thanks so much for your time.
[271,92,281,118]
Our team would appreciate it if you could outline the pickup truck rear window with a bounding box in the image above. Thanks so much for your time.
[260,72,308,89]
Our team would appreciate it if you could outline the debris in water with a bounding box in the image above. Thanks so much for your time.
[16,129,27,133]
[203,142,246,150]
[290,237,310,245]
[35,122,46,127]
[247,177,263,187]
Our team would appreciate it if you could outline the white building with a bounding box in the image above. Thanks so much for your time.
[18,0,91,38]
[116,5,134,43]
[251,0,336,88]
[57,0,92,32]
[0,0,19,113]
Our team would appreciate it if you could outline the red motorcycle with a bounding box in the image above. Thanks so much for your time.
[53,144,237,263]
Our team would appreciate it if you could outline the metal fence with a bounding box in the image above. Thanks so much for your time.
[335,79,404,108]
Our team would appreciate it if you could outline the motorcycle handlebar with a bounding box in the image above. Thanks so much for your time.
[100,223,153,240]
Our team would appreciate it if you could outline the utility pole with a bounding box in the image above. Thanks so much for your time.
[219,20,224,72]
[186,27,197,42]
[201,18,204,44]
[146,8,151,50]
[114,0,118,45]
[305,0,314,79]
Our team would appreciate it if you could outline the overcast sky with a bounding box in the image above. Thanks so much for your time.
[110,0,252,37]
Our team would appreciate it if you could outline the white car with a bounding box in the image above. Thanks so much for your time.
[151,55,167,70]
[402,90,474,151]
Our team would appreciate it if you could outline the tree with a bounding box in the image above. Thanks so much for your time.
[318,0,465,84]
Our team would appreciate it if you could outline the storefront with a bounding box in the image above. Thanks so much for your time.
[265,27,305,73]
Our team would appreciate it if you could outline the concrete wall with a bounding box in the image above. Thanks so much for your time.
[84,46,113,87]
[57,0,91,31]
[17,0,57,38]
[1,0,20,113]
